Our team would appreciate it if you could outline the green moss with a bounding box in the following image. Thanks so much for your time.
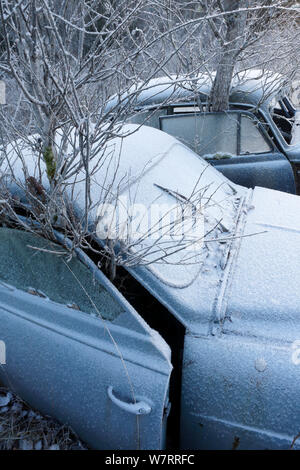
[204,153,232,160]
[43,146,56,180]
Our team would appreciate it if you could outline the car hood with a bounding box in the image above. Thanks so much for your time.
[223,186,300,342]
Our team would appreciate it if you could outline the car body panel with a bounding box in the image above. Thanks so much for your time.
[180,186,300,449]
[2,124,300,449]
[209,152,296,194]
[0,229,172,450]
[181,333,300,450]
[223,186,300,339]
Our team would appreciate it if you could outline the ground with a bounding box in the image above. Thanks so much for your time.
[0,387,87,450]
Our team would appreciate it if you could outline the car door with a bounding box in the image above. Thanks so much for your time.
[159,111,296,194]
[0,228,172,450]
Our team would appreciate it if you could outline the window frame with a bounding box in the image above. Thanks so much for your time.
[159,109,275,157]
[269,96,296,146]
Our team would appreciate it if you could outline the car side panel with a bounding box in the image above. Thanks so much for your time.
[180,333,300,450]
[0,285,172,450]
[209,152,296,194]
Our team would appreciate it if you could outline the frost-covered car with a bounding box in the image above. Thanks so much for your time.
[110,70,300,195]
[1,124,300,450]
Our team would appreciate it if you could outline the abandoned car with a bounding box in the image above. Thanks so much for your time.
[0,121,300,450]
[108,70,300,195]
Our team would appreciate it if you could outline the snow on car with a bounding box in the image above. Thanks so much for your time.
[108,70,300,195]
[0,123,300,449]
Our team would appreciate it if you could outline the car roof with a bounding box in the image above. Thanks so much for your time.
[107,69,289,112]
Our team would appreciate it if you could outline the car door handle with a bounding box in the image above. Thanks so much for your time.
[107,386,152,415]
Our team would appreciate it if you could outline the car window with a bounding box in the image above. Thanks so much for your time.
[240,115,272,154]
[128,108,168,129]
[173,105,202,113]
[269,98,293,144]
[160,113,238,156]
[290,82,300,108]
[0,228,122,320]
[160,112,272,157]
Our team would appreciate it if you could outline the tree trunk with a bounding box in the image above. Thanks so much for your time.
[209,0,248,112]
